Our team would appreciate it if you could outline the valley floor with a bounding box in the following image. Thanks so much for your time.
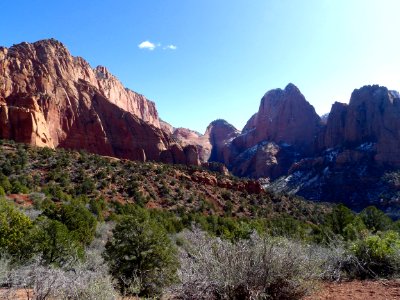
[304,280,400,300]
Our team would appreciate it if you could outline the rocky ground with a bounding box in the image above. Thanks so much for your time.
[304,280,400,300]
[3,281,400,299]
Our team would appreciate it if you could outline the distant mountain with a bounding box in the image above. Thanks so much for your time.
[207,84,400,216]
[0,39,199,165]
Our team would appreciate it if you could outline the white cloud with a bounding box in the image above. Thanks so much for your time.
[138,41,156,50]
[164,44,177,50]
[138,41,177,51]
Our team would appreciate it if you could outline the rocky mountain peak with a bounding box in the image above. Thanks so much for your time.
[349,85,391,107]
[254,84,321,153]
[323,84,400,166]
[207,119,240,163]
[206,119,239,135]
[284,82,301,93]
[390,90,400,99]
[212,84,322,179]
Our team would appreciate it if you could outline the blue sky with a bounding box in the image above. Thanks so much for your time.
[1,1,399,133]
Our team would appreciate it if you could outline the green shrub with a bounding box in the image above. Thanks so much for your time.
[343,216,368,241]
[43,201,97,245]
[104,215,179,297]
[0,186,5,197]
[10,179,29,194]
[350,230,400,278]
[359,206,393,233]
[0,199,33,261]
[326,204,355,235]
[89,197,106,220]
[34,217,84,265]
[0,174,12,193]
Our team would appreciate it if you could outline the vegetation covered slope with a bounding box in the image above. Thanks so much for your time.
[0,139,330,231]
[3,139,400,299]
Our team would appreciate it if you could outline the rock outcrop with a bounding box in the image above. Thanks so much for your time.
[160,119,174,135]
[206,119,240,164]
[213,84,322,179]
[171,127,212,162]
[0,39,197,164]
[212,84,400,182]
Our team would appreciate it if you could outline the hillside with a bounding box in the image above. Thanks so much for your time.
[3,143,400,299]
[0,139,329,225]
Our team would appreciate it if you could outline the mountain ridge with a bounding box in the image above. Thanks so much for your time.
[0,38,200,165]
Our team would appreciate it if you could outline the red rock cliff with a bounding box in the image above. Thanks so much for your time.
[0,39,198,164]
[214,84,322,179]
[324,85,400,166]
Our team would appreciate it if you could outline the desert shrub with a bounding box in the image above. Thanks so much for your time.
[89,197,107,221]
[266,216,311,241]
[1,161,13,176]
[149,209,185,233]
[0,186,5,197]
[76,176,96,195]
[42,182,71,202]
[173,228,325,300]
[104,214,179,297]
[310,239,361,281]
[342,216,368,241]
[0,256,11,285]
[4,254,116,300]
[0,199,33,261]
[350,230,400,278]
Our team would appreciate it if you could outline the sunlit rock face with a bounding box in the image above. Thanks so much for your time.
[0,39,199,164]
[324,85,400,166]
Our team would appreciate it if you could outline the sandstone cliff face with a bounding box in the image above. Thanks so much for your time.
[248,83,321,154]
[160,119,174,135]
[267,85,400,216]
[171,127,212,162]
[206,119,240,164]
[94,66,160,128]
[324,85,400,166]
[0,39,198,164]
[214,84,322,179]
[165,120,240,164]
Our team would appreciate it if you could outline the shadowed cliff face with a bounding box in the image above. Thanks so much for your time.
[0,39,199,165]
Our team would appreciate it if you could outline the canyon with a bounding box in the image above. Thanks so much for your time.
[1,38,400,214]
